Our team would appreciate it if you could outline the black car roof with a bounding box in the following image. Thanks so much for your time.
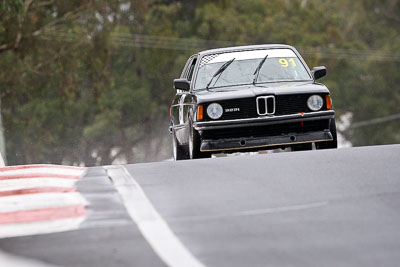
[196,44,296,57]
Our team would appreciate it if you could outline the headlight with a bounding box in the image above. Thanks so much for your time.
[207,103,223,119]
[307,95,323,111]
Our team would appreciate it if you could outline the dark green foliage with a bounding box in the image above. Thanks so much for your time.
[0,0,399,165]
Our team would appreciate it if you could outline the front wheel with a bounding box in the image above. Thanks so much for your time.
[172,130,189,160]
[316,119,338,150]
[188,121,211,159]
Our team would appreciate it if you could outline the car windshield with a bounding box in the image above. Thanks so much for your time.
[194,48,311,90]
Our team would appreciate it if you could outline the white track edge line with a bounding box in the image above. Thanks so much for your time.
[105,165,206,267]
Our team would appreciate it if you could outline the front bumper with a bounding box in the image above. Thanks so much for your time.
[194,110,335,152]
[200,130,332,152]
[194,110,335,131]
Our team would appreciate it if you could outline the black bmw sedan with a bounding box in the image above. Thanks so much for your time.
[169,44,337,160]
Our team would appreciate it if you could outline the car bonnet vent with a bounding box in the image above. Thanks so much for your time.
[256,96,275,115]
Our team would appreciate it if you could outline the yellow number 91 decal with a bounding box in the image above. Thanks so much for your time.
[279,58,297,67]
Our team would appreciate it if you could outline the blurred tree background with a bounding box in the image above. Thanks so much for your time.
[0,0,399,165]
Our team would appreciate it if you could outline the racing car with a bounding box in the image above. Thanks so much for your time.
[169,44,337,160]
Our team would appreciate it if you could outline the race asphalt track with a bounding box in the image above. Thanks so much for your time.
[0,144,399,267]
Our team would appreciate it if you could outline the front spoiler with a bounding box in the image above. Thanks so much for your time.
[194,110,335,131]
[200,130,333,152]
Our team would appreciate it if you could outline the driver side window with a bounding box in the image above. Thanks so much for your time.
[186,57,197,81]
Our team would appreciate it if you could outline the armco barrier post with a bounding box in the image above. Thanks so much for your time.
[0,98,5,166]
[0,152,4,167]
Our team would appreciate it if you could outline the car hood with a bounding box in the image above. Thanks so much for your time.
[194,82,330,103]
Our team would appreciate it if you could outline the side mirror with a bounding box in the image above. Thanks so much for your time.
[311,66,326,80]
[173,78,190,91]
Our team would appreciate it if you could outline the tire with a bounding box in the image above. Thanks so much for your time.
[292,143,313,151]
[316,119,338,150]
[188,119,212,159]
[172,130,189,160]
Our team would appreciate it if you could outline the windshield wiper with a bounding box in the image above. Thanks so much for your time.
[206,58,235,89]
[253,54,268,85]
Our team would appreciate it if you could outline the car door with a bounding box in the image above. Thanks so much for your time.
[171,55,198,144]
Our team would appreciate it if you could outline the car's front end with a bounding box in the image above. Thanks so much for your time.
[193,83,335,153]
[170,44,337,160]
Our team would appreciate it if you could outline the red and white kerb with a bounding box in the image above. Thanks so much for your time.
[0,164,87,238]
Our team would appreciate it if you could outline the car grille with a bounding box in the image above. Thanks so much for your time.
[275,94,327,115]
[209,98,257,121]
[203,94,327,121]
[202,119,330,140]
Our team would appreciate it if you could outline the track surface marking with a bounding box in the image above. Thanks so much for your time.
[105,165,206,267]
